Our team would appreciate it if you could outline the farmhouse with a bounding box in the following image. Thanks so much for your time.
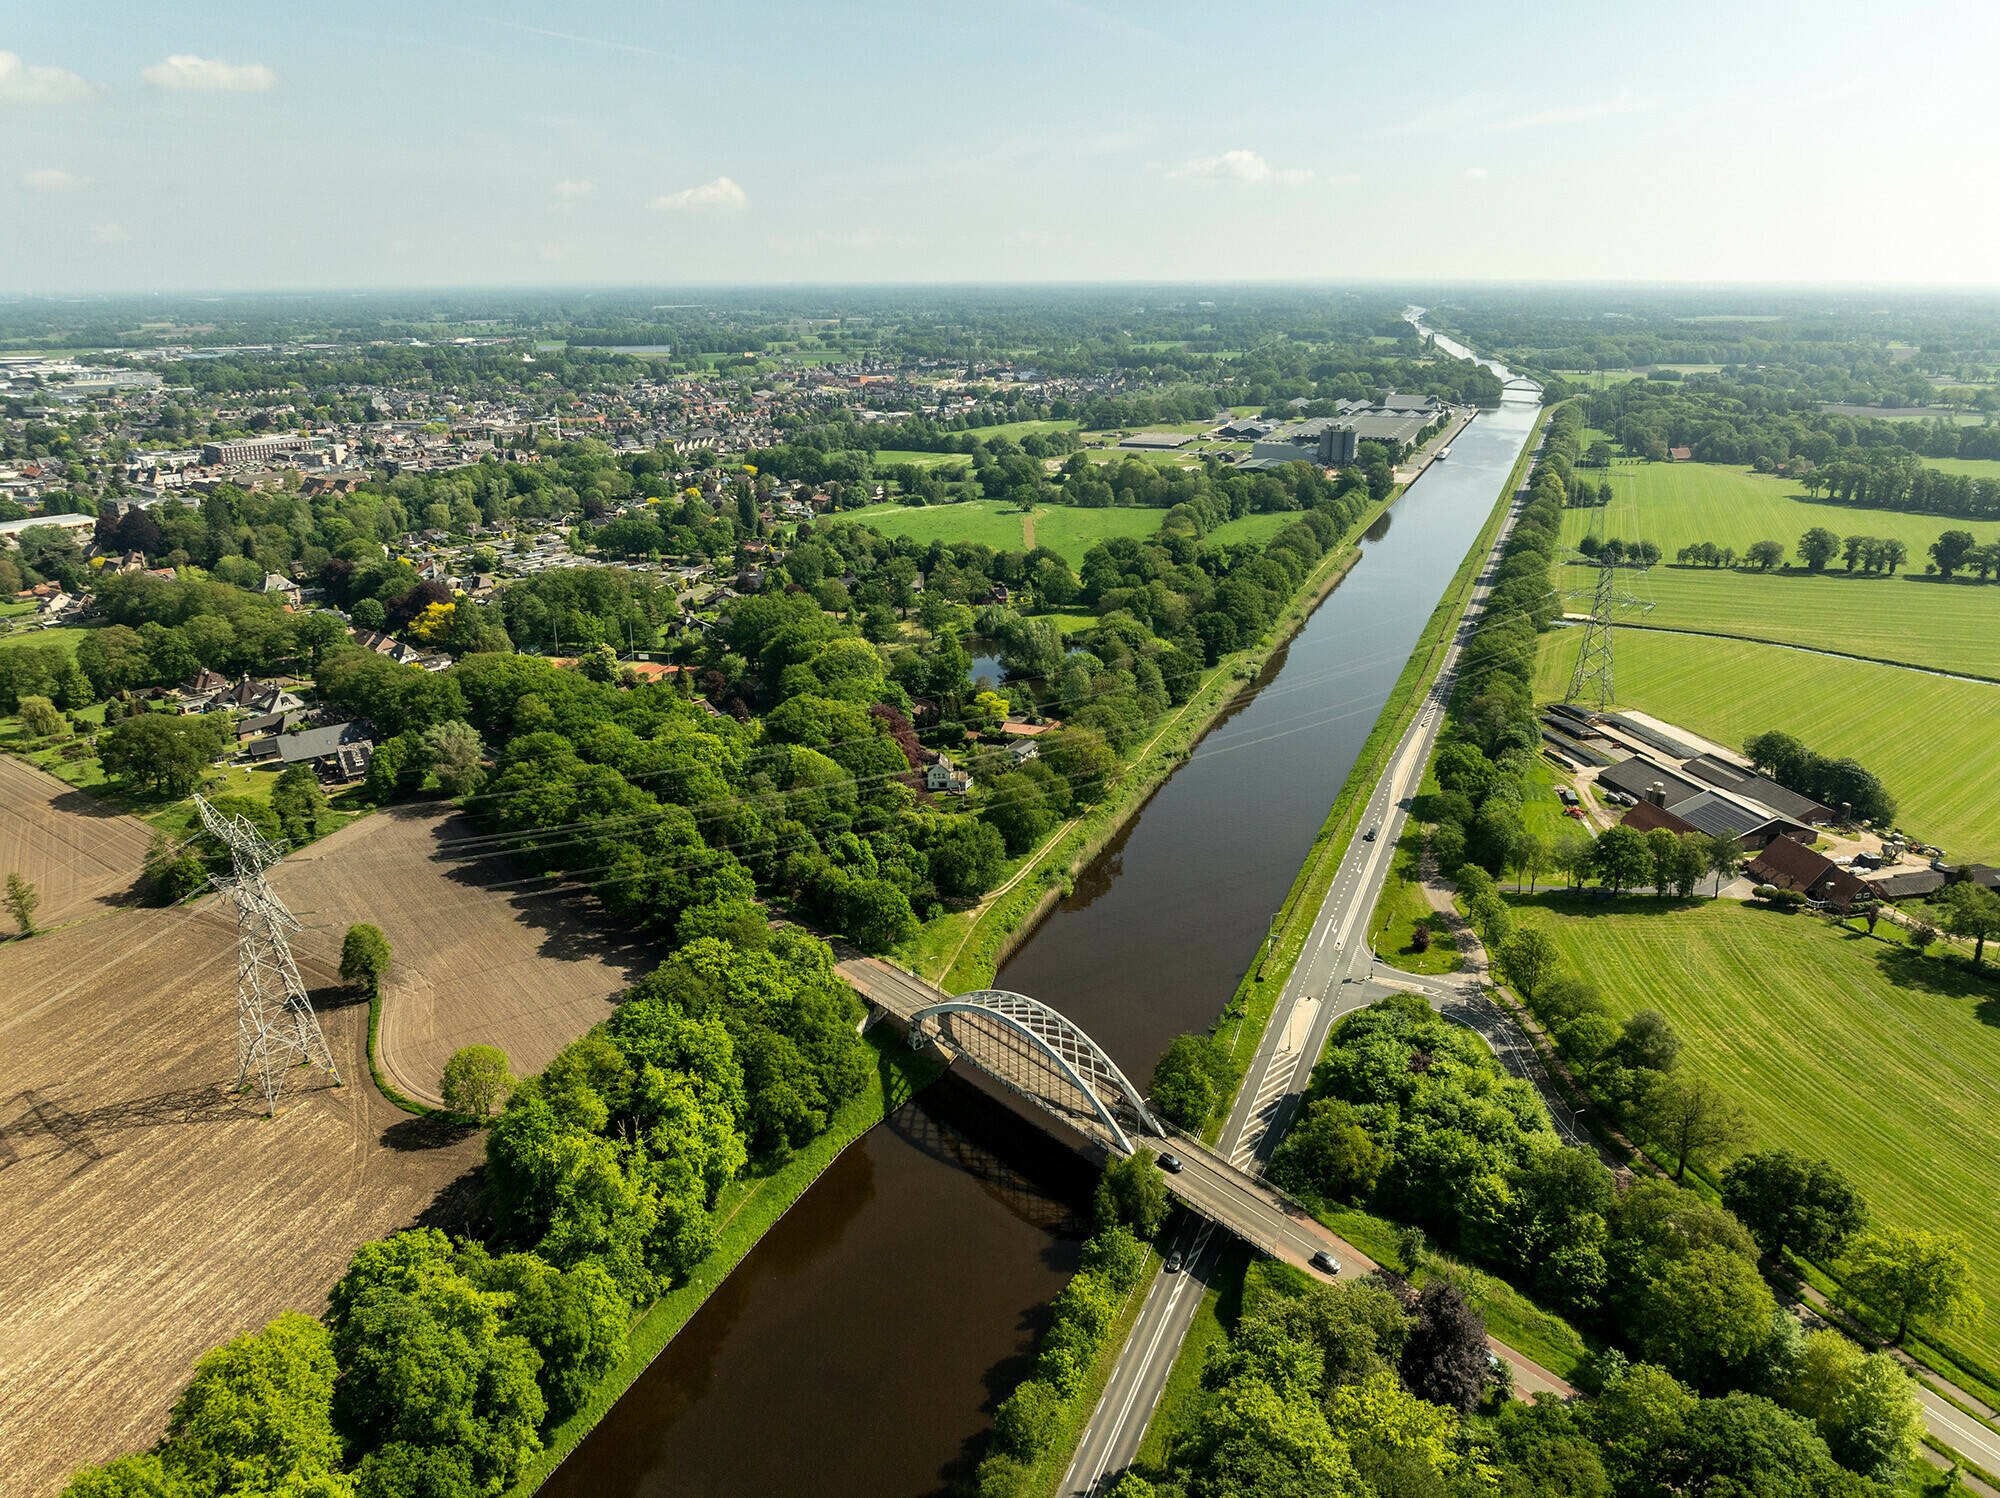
[1597,753,1816,847]
[1745,835,1871,910]
[249,721,375,783]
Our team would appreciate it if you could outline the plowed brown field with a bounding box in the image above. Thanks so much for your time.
[0,756,152,930]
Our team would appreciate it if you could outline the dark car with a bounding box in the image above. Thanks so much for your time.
[1165,1252,1183,1273]
[1157,1152,1184,1174]
[1310,1250,1341,1275]
[1363,825,1378,842]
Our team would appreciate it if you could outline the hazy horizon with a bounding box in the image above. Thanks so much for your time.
[7,0,2000,293]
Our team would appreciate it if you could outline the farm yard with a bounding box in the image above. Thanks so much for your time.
[279,804,655,1107]
[0,755,152,929]
[1533,628,2000,860]
[0,902,481,1498]
[1558,459,2000,674]
[1520,896,2000,1374]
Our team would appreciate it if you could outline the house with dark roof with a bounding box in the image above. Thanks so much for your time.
[1746,836,1871,910]
[1598,754,1814,848]
[250,720,375,784]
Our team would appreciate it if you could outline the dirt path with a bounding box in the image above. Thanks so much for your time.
[1021,509,1036,551]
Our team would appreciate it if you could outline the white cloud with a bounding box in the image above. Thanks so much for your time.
[1463,166,1489,180]
[24,168,84,192]
[653,176,748,212]
[91,223,130,244]
[142,55,276,93]
[0,50,93,103]
[552,179,595,200]
[1172,149,1311,185]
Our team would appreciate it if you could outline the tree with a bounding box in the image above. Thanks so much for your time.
[1096,1152,1169,1238]
[1399,1280,1488,1415]
[1268,1097,1385,1203]
[271,765,331,845]
[340,923,393,992]
[1498,927,1560,1001]
[1590,824,1650,895]
[1745,539,1785,571]
[1509,830,1550,893]
[1783,1330,1924,1481]
[161,1311,346,1498]
[18,693,64,738]
[442,1045,513,1120]
[1930,528,1977,578]
[1150,1033,1229,1131]
[98,714,223,798]
[1630,1245,1778,1390]
[1720,1150,1868,1264]
[1702,833,1743,897]
[422,719,486,798]
[5,873,39,937]
[1938,880,2000,968]
[1636,1070,1744,1181]
[1843,1226,1983,1345]
[1614,1008,1680,1075]
[993,1378,1062,1458]
[1796,527,1841,572]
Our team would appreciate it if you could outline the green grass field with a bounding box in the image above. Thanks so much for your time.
[959,418,1080,441]
[1921,455,2000,481]
[838,498,1295,567]
[1521,896,2000,1369]
[1533,628,2000,859]
[870,448,971,471]
[0,624,92,657]
[1562,459,2000,674]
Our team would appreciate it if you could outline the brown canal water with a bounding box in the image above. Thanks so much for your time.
[542,359,1540,1498]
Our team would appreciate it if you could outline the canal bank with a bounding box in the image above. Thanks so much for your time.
[534,343,1542,1498]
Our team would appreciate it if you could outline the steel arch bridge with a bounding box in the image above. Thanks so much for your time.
[908,989,1161,1154]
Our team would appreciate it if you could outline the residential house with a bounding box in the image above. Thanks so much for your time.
[1745,836,1871,910]
[251,720,375,784]
[924,751,973,796]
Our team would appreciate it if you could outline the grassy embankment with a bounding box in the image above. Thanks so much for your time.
[1517,894,2000,1394]
[1557,457,2000,678]
[898,482,1419,992]
[1529,628,2000,861]
[507,1036,945,1497]
[1198,406,1551,1130]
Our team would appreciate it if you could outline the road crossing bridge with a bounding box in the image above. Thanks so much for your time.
[838,957,1357,1275]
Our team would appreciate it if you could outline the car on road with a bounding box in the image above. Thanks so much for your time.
[1165,1252,1183,1273]
[1363,825,1378,842]
[1157,1152,1183,1173]
[1310,1250,1341,1275]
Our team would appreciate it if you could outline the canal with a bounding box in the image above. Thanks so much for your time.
[541,335,1540,1498]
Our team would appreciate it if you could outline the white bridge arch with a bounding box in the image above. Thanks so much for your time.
[909,989,1161,1154]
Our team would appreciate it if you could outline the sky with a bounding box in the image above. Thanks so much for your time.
[5,0,2000,293]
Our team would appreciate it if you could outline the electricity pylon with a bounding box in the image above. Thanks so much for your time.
[1564,558,1620,708]
[195,794,341,1114]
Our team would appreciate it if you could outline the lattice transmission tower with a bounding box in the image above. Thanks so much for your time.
[195,794,341,1113]
[1563,557,1620,708]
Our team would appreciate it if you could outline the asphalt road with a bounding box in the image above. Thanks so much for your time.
[1059,458,1544,1497]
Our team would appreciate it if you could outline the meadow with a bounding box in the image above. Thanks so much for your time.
[0,623,92,657]
[1522,896,2000,1372]
[1533,628,2000,859]
[838,498,1297,567]
[1560,459,2000,674]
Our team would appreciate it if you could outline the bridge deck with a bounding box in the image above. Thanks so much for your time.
[836,958,1364,1274]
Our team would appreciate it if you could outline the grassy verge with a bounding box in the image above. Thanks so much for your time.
[1015,1247,1165,1497]
[903,480,1408,993]
[1135,1245,1249,1472]
[362,980,444,1119]
[1366,822,1461,975]
[507,1035,944,1497]
[1200,404,1550,1139]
